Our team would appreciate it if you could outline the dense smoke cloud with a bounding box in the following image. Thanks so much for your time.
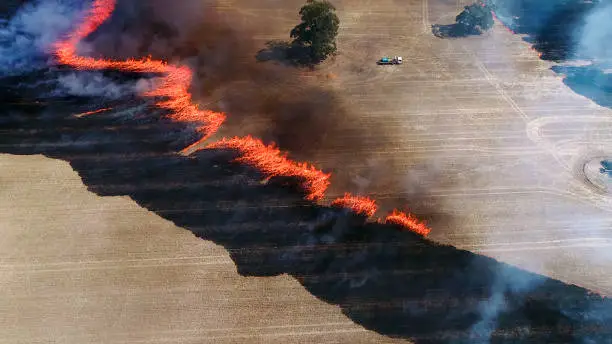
[84,1,340,153]
[78,0,416,202]
[0,0,422,204]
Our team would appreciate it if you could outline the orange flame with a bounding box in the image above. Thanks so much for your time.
[54,0,431,235]
[384,210,431,237]
[490,11,543,59]
[206,136,331,201]
[331,193,378,217]
[54,0,225,143]
[73,107,113,118]
[491,10,516,35]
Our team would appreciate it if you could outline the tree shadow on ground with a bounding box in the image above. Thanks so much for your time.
[432,2,494,39]
[2,72,612,343]
[255,40,316,68]
[431,24,484,39]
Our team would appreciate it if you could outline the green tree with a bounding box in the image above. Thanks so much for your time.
[456,2,494,33]
[290,0,340,62]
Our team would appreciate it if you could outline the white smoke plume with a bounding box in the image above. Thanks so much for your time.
[0,0,87,74]
[0,1,159,99]
[54,72,152,99]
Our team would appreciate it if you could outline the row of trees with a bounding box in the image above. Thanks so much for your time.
[292,0,495,63]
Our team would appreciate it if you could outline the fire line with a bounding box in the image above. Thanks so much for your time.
[53,0,430,236]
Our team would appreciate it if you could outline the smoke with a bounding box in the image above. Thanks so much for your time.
[73,0,416,203]
[466,265,545,343]
[0,0,431,209]
[577,1,612,68]
[54,71,151,99]
[0,0,87,74]
[0,0,437,212]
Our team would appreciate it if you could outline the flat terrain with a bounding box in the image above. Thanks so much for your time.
[0,154,405,344]
[327,0,612,293]
[221,0,612,292]
[2,0,612,343]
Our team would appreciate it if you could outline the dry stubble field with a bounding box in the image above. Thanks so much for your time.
[1,0,612,343]
[222,0,612,291]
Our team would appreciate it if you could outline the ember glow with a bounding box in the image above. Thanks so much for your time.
[74,107,113,118]
[53,0,430,236]
[331,193,378,217]
[384,210,431,236]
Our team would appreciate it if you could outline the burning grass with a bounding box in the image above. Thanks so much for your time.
[331,193,378,217]
[384,210,431,236]
[53,0,430,236]
[206,136,330,201]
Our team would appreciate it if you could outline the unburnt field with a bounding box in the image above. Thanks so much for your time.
[2,0,612,343]
[220,0,612,292]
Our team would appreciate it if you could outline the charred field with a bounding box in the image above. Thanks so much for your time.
[4,72,612,343]
[2,0,612,343]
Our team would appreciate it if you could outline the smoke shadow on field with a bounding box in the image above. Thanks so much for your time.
[3,75,612,343]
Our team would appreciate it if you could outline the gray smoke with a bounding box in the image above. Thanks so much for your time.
[578,1,612,68]
[462,3,612,342]
[467,265,544,343]
[0,0,86,75]
[54,72,153,99]
[0,0,158,99]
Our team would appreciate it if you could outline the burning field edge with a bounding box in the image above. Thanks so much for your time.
[5,0,612,342]
[52,0,430,236]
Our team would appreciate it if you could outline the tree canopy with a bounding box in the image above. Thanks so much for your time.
[456,2,495,33]
[290,0,340,62]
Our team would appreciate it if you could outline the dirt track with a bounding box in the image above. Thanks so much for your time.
[2,0,612,342]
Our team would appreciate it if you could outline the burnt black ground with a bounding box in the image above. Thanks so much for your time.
[3,0,612,342]
[2,70,612,343]
[488,0,612,107]
[431,1,611,108]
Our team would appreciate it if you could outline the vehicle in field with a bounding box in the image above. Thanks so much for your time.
[377,56,403,65]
